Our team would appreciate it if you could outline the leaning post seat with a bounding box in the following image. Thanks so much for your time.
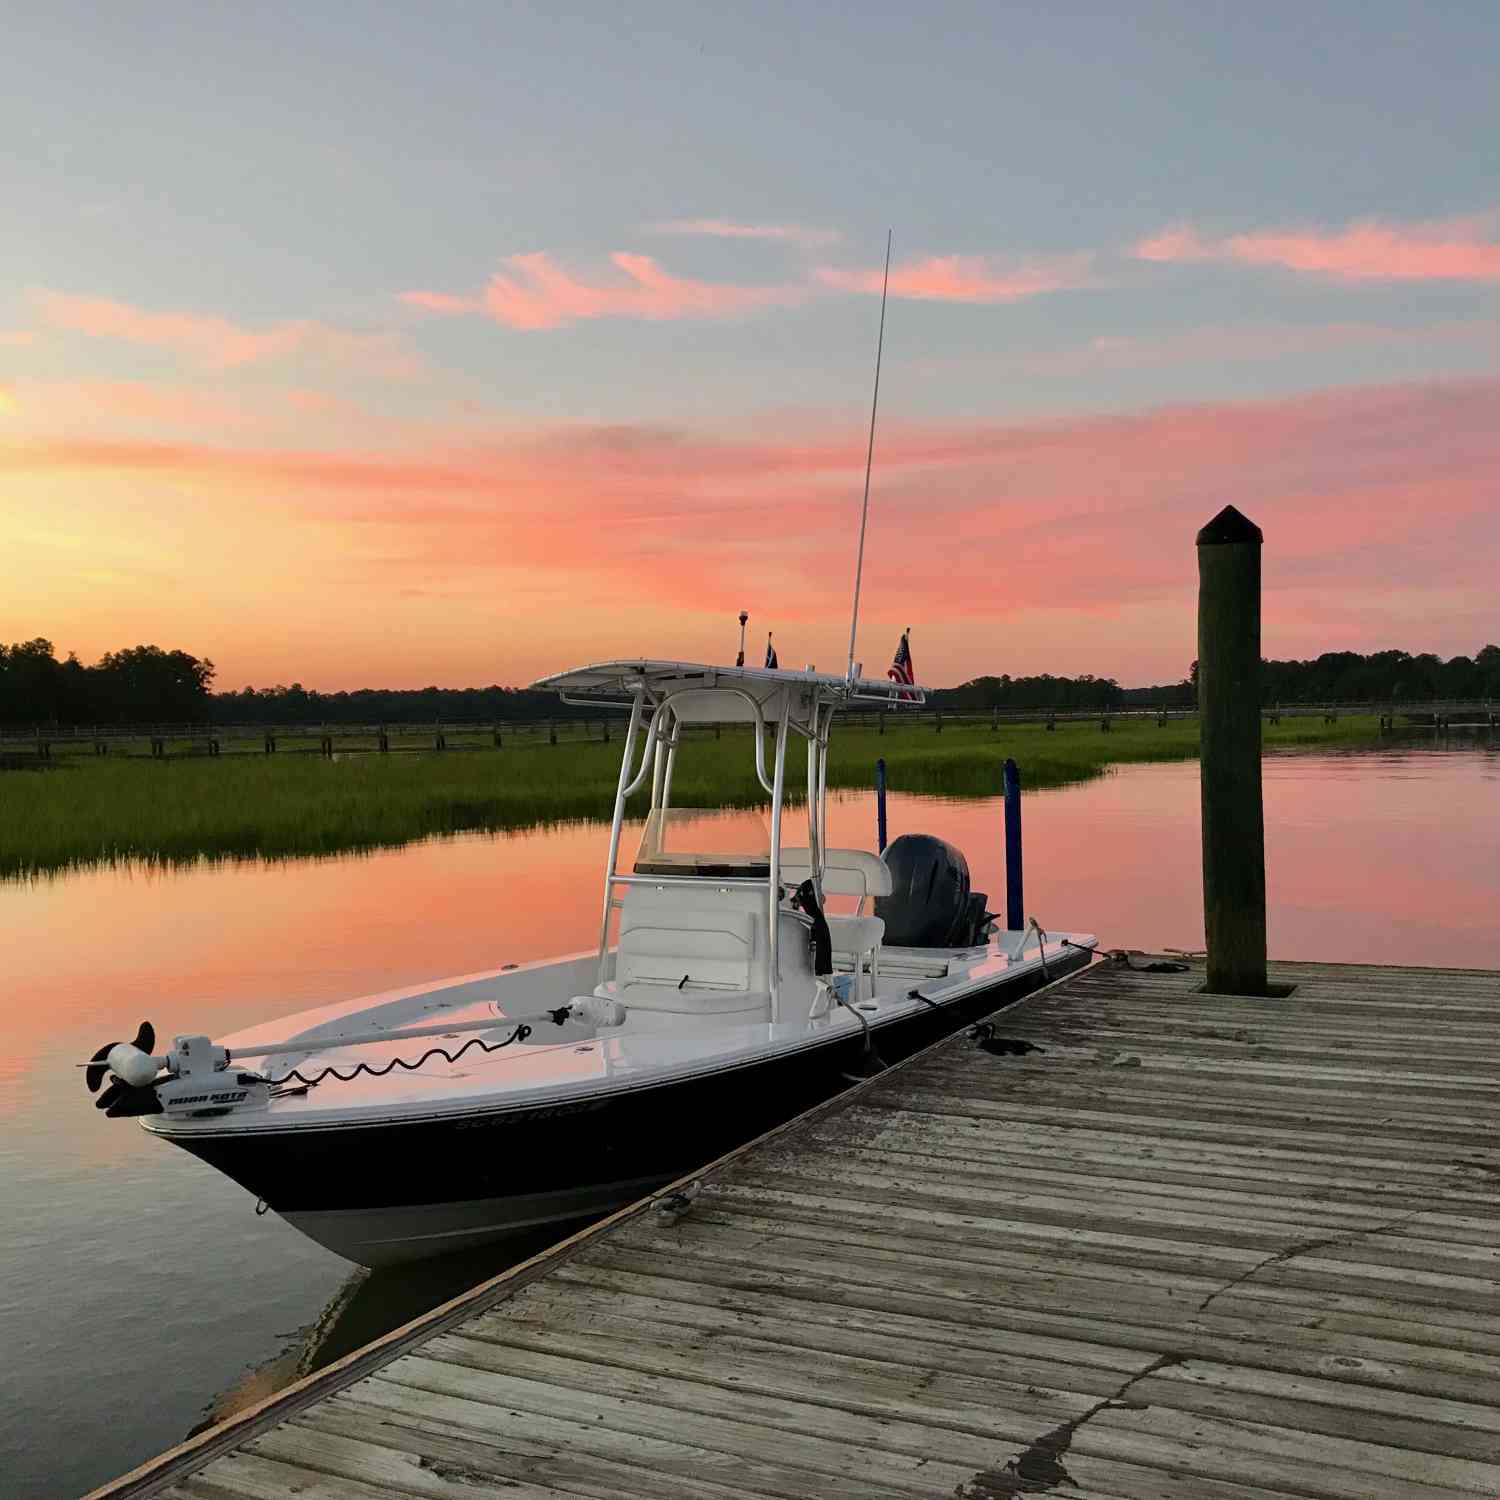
[610,882,818,1030]
[778,848,892,999]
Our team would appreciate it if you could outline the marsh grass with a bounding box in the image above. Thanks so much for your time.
[0,715,1379,880]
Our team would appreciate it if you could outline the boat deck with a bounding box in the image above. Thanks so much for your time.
[92,956,1500,1499]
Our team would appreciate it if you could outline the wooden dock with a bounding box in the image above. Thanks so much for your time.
[91,957,1500,1500]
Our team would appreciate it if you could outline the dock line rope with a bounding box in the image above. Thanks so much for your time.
[260,1023,532,1089]
[1104,948,1191,973]
[834,991,886,1078]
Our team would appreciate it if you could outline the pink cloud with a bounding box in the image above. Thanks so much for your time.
[650,219,842,249]
[10,376,1497,675]
[397,290,475,314]
[1135,211,1500,283]
[0,330,38,347]
[34,292,419,376]
[816,252,1095,303]
[405,252,805,330]
[399,254,805,330]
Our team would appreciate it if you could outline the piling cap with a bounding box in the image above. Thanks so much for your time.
[1196,505,1263,546]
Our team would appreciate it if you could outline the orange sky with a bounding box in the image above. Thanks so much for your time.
[4,369,1498,690]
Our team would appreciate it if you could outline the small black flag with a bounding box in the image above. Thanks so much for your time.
[764,633,778,670]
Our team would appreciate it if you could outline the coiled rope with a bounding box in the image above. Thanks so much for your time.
[262,1023,532,1089]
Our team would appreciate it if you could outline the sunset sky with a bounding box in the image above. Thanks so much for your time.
[3,1,1497,691]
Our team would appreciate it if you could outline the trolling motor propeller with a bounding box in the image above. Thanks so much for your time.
[85,1022,165,1117]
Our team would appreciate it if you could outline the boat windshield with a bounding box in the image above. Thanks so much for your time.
[633,807,773,879]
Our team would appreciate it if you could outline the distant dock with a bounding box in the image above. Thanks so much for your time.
[89,955,1500,1499]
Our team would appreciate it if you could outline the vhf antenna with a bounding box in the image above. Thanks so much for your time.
[846,228,892,683]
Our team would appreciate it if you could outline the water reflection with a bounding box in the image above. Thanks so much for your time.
[192,1233,565,1435]
[3,744,1497,1497]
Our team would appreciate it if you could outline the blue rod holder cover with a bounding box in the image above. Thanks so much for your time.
[1003,757,1023,932]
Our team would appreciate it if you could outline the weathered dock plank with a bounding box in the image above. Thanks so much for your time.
[91,958,1500,1499]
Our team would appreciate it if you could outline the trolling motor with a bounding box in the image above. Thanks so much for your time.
[84,1025,271,1119]
[85,1022,163,1117]
[82,997,632,1121]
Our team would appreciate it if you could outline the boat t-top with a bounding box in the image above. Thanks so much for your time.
[83,658,1095,1264]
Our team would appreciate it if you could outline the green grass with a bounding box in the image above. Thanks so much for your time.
[0,716,1381,880]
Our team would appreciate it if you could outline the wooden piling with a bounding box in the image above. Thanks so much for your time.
[1197,505,1268,996]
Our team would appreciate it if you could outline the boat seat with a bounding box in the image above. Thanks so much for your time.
[779,848,889,1000]
[827,914,885,955]
[780,847,894,901]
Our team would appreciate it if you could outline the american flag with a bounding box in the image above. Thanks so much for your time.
[888,629,914,686]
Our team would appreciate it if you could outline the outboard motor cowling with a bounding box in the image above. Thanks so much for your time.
[876,834,983,948]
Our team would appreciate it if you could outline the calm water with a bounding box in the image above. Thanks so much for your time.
[3,744,1497,1497]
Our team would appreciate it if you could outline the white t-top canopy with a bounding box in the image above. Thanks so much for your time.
[532,659,922,723]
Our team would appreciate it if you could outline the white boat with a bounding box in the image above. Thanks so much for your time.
[83,658,1095,1265]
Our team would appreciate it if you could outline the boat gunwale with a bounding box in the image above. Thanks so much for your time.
[142,939,1094,1140]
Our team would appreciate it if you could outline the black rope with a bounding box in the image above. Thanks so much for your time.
[263,1024,531,1088]
[907,986,945,1013]
[1106,948,1190,973]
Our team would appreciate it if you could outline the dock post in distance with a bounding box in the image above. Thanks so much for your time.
[1197,504,1269,996]
[874,756,888,853]
[1003,757,1023,934]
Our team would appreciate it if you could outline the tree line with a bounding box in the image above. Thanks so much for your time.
[1120,647,1500,708]
[0,640,584,728]
[211,682,589,727]
[4,637,1497,729]
[0,640,217,727]
[927,673,1125,711]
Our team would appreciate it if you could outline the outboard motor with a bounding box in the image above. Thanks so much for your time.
[876,834,991,948]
